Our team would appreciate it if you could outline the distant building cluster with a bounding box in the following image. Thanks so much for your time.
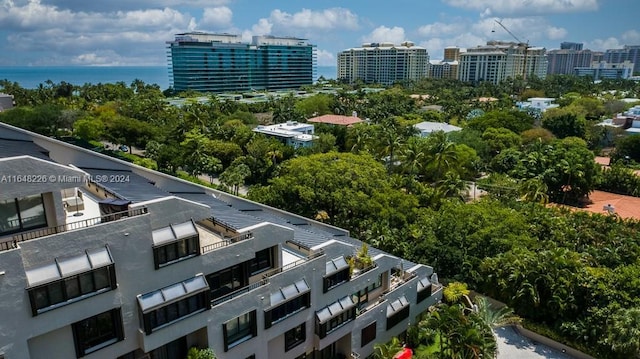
[164,31,639,93]
[547,43,639,80]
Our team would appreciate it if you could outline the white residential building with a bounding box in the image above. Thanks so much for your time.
[0,122,443,359]
[253,121,317,148]
[516,97,559,112]
[338,42,429,85]
[458,41,547,84]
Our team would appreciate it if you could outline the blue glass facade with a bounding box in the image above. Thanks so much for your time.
[168,33,316,93]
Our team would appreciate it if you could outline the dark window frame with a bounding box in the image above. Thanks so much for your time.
[28,264,117,316]
[361,322,377,347]
[206,263,249,301]
[323,267,350,293]
[386,305,410,331]
[249,247,274,275]
[264,292,310,328]
[223,310,257,352]
[141,291,210,335]
[72,308,124,358]
[316,307,356,339]
[417,283,432,304]
[284,322,306,352]
[0,194,47,235]
[153,235,200,269]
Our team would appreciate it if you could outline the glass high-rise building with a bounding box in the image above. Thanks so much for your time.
[167,32,316,93]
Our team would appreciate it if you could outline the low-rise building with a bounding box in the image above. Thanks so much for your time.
[574,61,635,80]
[0,93,14,112]
[414,121,462,137]
[516,97,559,112]
[0,122,443,359]
[253,121,317,148]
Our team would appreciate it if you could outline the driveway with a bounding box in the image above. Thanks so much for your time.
[495,326,574,359]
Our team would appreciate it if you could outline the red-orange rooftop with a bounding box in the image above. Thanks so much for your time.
[577,190,640,220]
[307,114,364,126]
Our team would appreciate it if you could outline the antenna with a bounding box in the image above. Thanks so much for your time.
[493,19,531,80]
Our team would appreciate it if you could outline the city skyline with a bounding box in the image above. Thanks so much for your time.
[0,0,638,67]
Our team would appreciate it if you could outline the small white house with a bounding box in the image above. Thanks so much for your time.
[414,121,462,137]
[253,121,317,148]
[516,97,559,112]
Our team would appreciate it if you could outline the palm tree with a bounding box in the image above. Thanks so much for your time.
[399,139,425,177]
[474,296,521,329]
[425,131,459,182]
[373,336,404,359]
[436,172,468,201]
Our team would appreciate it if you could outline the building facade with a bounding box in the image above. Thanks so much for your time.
[167,33,316,93]
[337,42,429,85]
[458,41,547,84]
[546,48,595,75]
[603,45,640,74]
[428,47,462,80]
[0,123,443,359]
[574,61,635,80]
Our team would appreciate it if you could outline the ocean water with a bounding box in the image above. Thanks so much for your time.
[0,66,337,90]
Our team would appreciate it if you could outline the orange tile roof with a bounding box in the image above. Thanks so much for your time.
[307,114,364,126]
[578,190,640,220]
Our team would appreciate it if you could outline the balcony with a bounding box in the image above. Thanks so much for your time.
[0,207,148,252]
[199,227,253,254]
[356,270,417,317]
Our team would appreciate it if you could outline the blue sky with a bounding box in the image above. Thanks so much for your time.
[0,0,638,66]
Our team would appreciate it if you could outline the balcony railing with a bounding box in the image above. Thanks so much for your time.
[262,249,324,279]
[351,263,378,279]
[200,232,254,254]
[0,207,148,252]
[211,278,270,307]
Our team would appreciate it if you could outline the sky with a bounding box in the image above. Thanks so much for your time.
[0,0,638,67]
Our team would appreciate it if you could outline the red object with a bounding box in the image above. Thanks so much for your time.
[393,348,413,359]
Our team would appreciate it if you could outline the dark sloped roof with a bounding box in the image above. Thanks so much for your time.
[81,168,171,202]
[0,138,50,160]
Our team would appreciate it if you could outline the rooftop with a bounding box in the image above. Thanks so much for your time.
[307,114,363,126]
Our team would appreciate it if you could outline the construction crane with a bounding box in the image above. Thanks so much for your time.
[492,19,531,80]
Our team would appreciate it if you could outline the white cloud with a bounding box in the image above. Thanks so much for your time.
[316,49,335,67]
[362,26,406,45]
[586,37,621,51]
[444,0,599,16]
[622,30,640,44]
[269,8,359,30]
[546,26,567,40]
[417,22,463,37]
[44,0,230,12]
[200,7,232,28]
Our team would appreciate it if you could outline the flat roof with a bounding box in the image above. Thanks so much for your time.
[307,115,363,126]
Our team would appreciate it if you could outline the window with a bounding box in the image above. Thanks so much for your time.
[223,310,257,351]
[285,323,306,352]
[417,277,432,304]
[138,275,210,335]
[315,296,357,338]
[386,296,410,331]
[26,247,116,316]
[323,257,350,292]
[265,279,310,328]
[207,263,248,301]
[0,194,47,234]
[152,220,200,269]
[149,336,187,359]
[249,247,273,274]
[361,322,377,347]
[72,308,124,358]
